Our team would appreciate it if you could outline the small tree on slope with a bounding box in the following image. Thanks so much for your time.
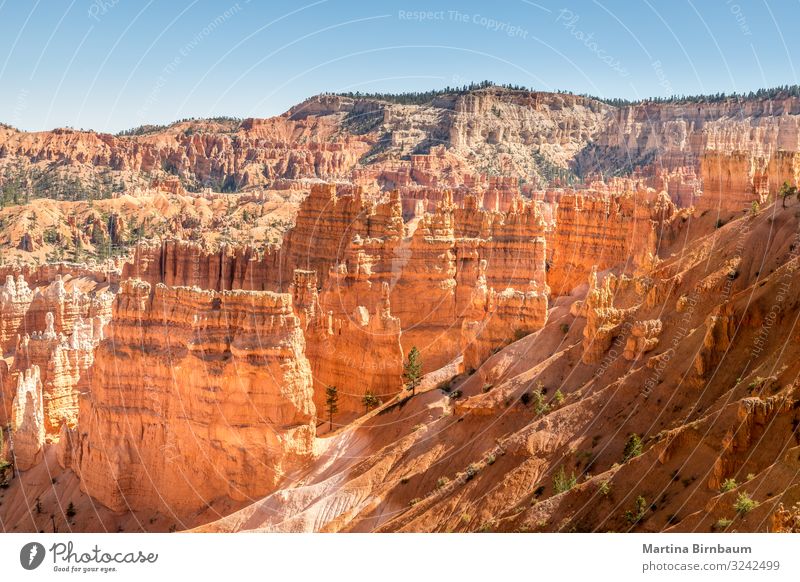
[404,347,423,396]
[325,386,339,431]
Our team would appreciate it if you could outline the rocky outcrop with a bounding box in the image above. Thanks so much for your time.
[461,260,548,371]
[622,319,663,361]
[69,279,316,514]
[280,184,405,291]
[580,267,626,365]
[0,273,113,355]
[10,366,45,471]
[292,270,404,414]
[548,191,663,295]
[14,311,106,435]
[694,306,736,378]
[698,149,800,212]
[0,275,33,351]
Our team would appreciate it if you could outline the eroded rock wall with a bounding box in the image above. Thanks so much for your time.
[69,279,316,514]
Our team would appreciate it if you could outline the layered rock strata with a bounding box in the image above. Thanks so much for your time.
[10,366,45,471]
[66,279,316,514]
[292,270,403,414]
[548,191,670,294]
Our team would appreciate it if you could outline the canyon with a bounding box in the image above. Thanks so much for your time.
[0,85,799,533]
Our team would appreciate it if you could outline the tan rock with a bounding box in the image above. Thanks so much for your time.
[11,365,45,471]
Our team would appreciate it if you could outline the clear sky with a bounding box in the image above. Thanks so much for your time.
[0,0,797,132]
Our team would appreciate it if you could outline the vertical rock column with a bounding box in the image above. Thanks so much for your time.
[11,366,45,471]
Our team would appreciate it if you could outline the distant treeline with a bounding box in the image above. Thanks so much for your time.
[116,116,242,137]
[589,84,800,106]
[334,80,800,108]
[335,80,521,105]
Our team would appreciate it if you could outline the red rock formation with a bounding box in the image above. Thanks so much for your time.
[122,185,553,374]
[580,267,627,365]
[461,259,548,371]
[14,311,105,435]
[10,365,45,471]
[699,150,800,212]
[68,279,316,514]
[622,319,663,361]
[548,191,667,294]
[293,270,403,413]
[0,275,32,351]
[0,114,372,190]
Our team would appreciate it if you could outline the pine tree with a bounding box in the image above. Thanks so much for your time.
[362,392,381,412]
[72,236,84,263]
[780,181,798,208]
[622,433,643,461]
[404,346,423,396]
[325,386,339,431]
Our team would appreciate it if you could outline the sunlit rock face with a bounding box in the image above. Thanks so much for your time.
[68,279,316,514]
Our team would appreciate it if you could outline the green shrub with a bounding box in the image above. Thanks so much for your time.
[553,389,565,406]
[482,383,494,393]
[598,481,611,496]
[625,495,648,524]
[713,517,733,531]
[436,476,450,489]
[362,391,381,412]
[720,478,737,493]
[622,434,643,462]
[552,466,577,494]
[734,492,758,514]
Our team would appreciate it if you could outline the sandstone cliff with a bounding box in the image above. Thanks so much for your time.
[67,279,316,515]
[10,365,45,471]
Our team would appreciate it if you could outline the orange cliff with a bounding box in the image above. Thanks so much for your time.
[698,150,800,212]
[121,185,553,377]
[547,190,673,295]
[58,279,316,515]
[10,365,46,471]
[1,273,113,433]
[292,270,404,414]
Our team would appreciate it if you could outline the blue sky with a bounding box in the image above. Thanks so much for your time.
[0,0,797,132]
